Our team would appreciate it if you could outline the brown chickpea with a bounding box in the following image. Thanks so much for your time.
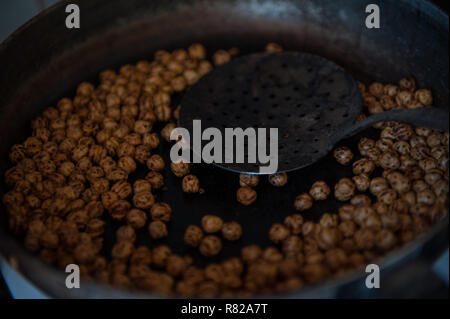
[399,77,416,91]
[338,204,355,221]
[379,151,400,170]
[265,42,283,52]
[133,179,152,194]
[333,146,354,165]
[146,171,164,189]
[368,82,384,98]
[369,177,389,196]
[375,230,398,251]
[170,161,190,177]
[268,173,288,187]
[352,174,370,192]
[414,89,433,106]
[150,202,172,222]
[126,208,147,229]
[319,213,339,228]
[212,50,231,66]
[358,138,376,156]
[396,90,414,107]
[309,181,330,201]
[239,174,259,187]
[182,174,200,193]
[199,235,222,257]
[166,255,187,277]
[154,104,172,122]
[269,223,291,244]
[292,193,313,211]
[142,133,160,149]
[334,178,356,201]
[152,245,172,268]
[188,43,207,59]
[146,154,165,171]
[111,180,132,199]
[377,188,397,205]
[101,191,119,210]
[117,156,136,174]
[130,246,152,265]
[201,215,223,233]
[236,186,257,205]
[116,225,136,243]
[339,220,356,238]
[133,191,155,209]
[352,205,375,226]
[262,246,283,263]
[376,138,394,152]
[416,189,436,205]
[283,214,304,234]
[433,179,449,197]
[354,228,376,250]
[161,123,177,142]
[317,227,341,250]
[184,225,204,247]
[222,221,242,241]
[352,158,376,175]
[111,240,134,260]
[148,220,168,240]
[108,200,131,221]
[241,245,262,264]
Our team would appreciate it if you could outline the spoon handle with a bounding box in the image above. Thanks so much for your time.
[337,107,449,142]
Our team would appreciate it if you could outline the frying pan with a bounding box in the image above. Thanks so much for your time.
[0,0,448,298]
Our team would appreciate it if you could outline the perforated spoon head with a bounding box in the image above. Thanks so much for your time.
[179,52,362,174]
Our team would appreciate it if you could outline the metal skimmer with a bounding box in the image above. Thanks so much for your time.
[179,52,448,174]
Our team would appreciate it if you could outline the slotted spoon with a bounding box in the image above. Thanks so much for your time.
[179,52,449,174]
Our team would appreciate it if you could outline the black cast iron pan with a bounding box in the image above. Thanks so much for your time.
[0,0,448,298]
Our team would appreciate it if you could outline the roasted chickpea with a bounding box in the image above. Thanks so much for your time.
[199,235,222,257]
[358,138,376,156]
[239,174,259,187]
[152,245,172,268]
[269,223,291,244]
[150,202,172,222]
[148,220,168,240]
[284,214,304,234]
[268,173,288,187]
[184,225,204,247]
[352,158,375,175]
[146,171,164,189]
[379,151,400,170]
[133,179,152,194]
[333,146,354,165]
[352,174,370,192]
[221,221,243,241]
[182,174,200,193]
[170,161,190,177]
[200,215,223,233]
[133,191,155,209]
[265,42,283,53]
[334,178,356,201]
[110,180,132,199]
[111,240,134,260]
[212,50,231,66]
[241,245,262,264]
[126,208,147,229]
[369,177,389,196]
[146,154,165,171]
[236,186,257,205]
[309,181,330,201]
